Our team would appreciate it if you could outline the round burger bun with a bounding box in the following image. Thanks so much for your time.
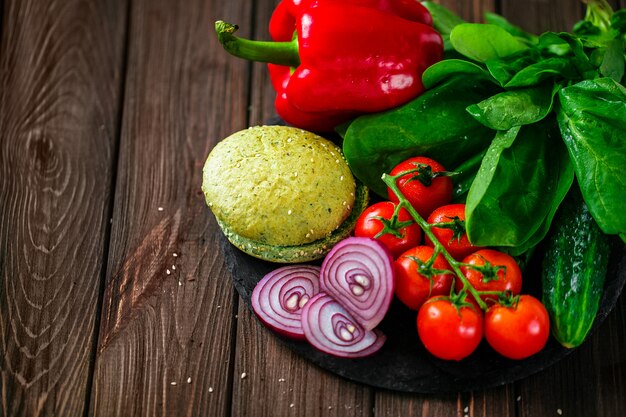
[202,125,368,263]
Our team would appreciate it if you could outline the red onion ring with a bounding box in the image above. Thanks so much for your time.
[301,293,386,358]
[320,237,395,331]
[251,265,321,340]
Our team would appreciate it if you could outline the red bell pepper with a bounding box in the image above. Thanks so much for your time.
[216,0,443,131]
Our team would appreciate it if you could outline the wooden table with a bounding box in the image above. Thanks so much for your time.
[2,0,625,415]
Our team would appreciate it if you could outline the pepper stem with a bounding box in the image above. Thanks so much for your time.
[215,20,300,67]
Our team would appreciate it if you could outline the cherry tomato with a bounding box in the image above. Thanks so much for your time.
[417,297,483,361]
[458,249,522,304]
[485,295,550,360]
[394,246,453,311]
[387,156,453,218]
[354,201,422,258]
[426,203,483,260]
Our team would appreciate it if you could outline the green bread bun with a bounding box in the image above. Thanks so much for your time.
[215,183,369,263]
[202,125,368,263]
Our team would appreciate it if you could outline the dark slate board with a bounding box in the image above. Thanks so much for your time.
[222,233,626,393]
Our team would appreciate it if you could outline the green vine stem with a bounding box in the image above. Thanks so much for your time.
[373,202,415,239]
[383,171,490,311]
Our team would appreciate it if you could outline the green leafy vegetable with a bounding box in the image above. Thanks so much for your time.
[450,24,528,62]
[611,9,626,34]
[556,78,626,236]
[466,119,574,248]
[422,59,495,89]
[583,0,614,33]
[504,58,578,87]
[599,38,625,81]
[484,12,539,46]
[466,83,558,130]
[485,51,539,86]
[503,143,574,256]
[554,32,598,78]
[485,33,584,88]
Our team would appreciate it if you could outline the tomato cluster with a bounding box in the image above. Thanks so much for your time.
[355,156,550,361]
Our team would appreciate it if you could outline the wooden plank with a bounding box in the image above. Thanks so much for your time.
[232,311,374,417]
[375,387,513,417]
[232,1,373,416]
[88,0,252,415]
[435,0,496,23]
[500,0,583,33]
[0,0,127,415]
[0,0,4,44]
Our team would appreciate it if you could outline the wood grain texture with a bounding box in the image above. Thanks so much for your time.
[0,0,127,415]
[232,309,374,417]
[435,0,496,23]
[88,0,252,415]
[500,0,582,33]
[374,386,513,417]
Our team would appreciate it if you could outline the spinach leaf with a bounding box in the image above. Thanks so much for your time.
[342,76,500,196]
[485,31,599,89]
[554,32,598,78]
[611,9,626,35]
[466,82,558,130]
[504,57,579,87]
[466,118,571,247]
[485,36,582,88]
[484,12,539,46]
[557,78,626,235]
[599,38,625,82]
[450,24,528,63]
[501,142,574,256]
[422,59,495,89]
[465,127,519,245]
[573,20,602,37]
[486,51,539,86]
[537,32,575,56]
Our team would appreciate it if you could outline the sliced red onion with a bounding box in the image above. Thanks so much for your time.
[251,265,321,340]
[301,293,386,358]
[320,237,394,331]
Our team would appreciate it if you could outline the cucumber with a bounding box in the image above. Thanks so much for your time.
[541,188,611,348]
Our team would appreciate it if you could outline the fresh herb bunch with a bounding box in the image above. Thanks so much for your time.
[341,0,626,256]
